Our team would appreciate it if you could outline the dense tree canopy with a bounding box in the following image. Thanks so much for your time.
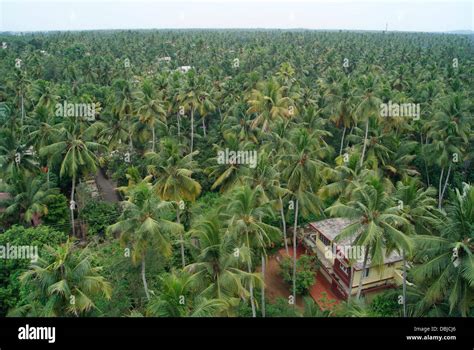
[0,29,472,317]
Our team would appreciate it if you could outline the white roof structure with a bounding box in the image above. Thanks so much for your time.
[306,218,403,269]
[177,66,192,73]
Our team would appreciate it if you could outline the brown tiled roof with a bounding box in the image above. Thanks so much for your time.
[308,218,353,241]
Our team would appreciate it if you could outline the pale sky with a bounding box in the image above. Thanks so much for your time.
[0,0,472,32]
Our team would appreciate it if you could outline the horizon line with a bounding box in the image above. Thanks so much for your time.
[1,28,473,35]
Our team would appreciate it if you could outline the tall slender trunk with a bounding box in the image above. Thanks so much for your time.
[202,117,207,137]
[292,199,299,306]
[402,250,407,318]
[339,126,347,156]
[438,167,445,209]
[279,196,289,255]
[190,109,194,158]
[360,119,369,167]
[141,257,150,301]
[70,175,76,237]
[261,253,266,318]
[356,243,370,299]
[246,231,256,318]
[177,206,185,268]
[424,161,431,187]
[440,163,452,209]
[128,131,133,153]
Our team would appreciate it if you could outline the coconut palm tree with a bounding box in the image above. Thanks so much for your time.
[0,128,38,181]
[354,74,382,167]
[280,127,330,304]
[28,80,59,112]
[135,79,167,152]
[0,174,59,226]
[186,214,259,314]
[9,70,29,138]
[146,271,228,317]
[425,94,471,209]
[176,70,204,157]
[25,106,61,187]
[393,177,440,316]
[40,122,104,236]
[206,132,254,193]
[244,150,290,253]
[107,178,183,300]
[326,77,357,155]
[411,184,474,316]
[111,78,136,151]
[146,138,202,267]
[12,238,111,316]
[326,174,413,299]
[318,152,363,202]
[223,185,280,317]
[247,79,291,132]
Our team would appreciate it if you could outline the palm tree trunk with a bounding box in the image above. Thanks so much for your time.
[279,196,289,254]
[356,244,370,299]
[246,232,256,318]
[339,126,347,156]
[423,158,430,187]
[402,250,407,317]
[360,119,369,167]
[202,117,206,137]
[349,126,354,136]
[177,206,185,268]
[190,109,194,157]
[128,131,133,153]
[141,257,150,301]
[438,167,445,209]
[292,198,299,306]
[70,175,76,237]
[440,163,452,209]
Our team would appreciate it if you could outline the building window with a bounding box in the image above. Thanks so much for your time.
[319,233,331,246]
[363,268,370,277]
[339,263,349,276]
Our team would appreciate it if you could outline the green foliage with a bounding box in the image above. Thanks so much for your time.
[237,296,299,317]
[80,200,118,237]
[42,193,69,229]
[370,292,400,317]
[11,238,112,316]
[280,255,317,295]
[0,28,472,318]
[0,225,67,316]
[90,240,168,316]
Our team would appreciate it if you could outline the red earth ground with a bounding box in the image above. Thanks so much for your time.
[261,246,342,311]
